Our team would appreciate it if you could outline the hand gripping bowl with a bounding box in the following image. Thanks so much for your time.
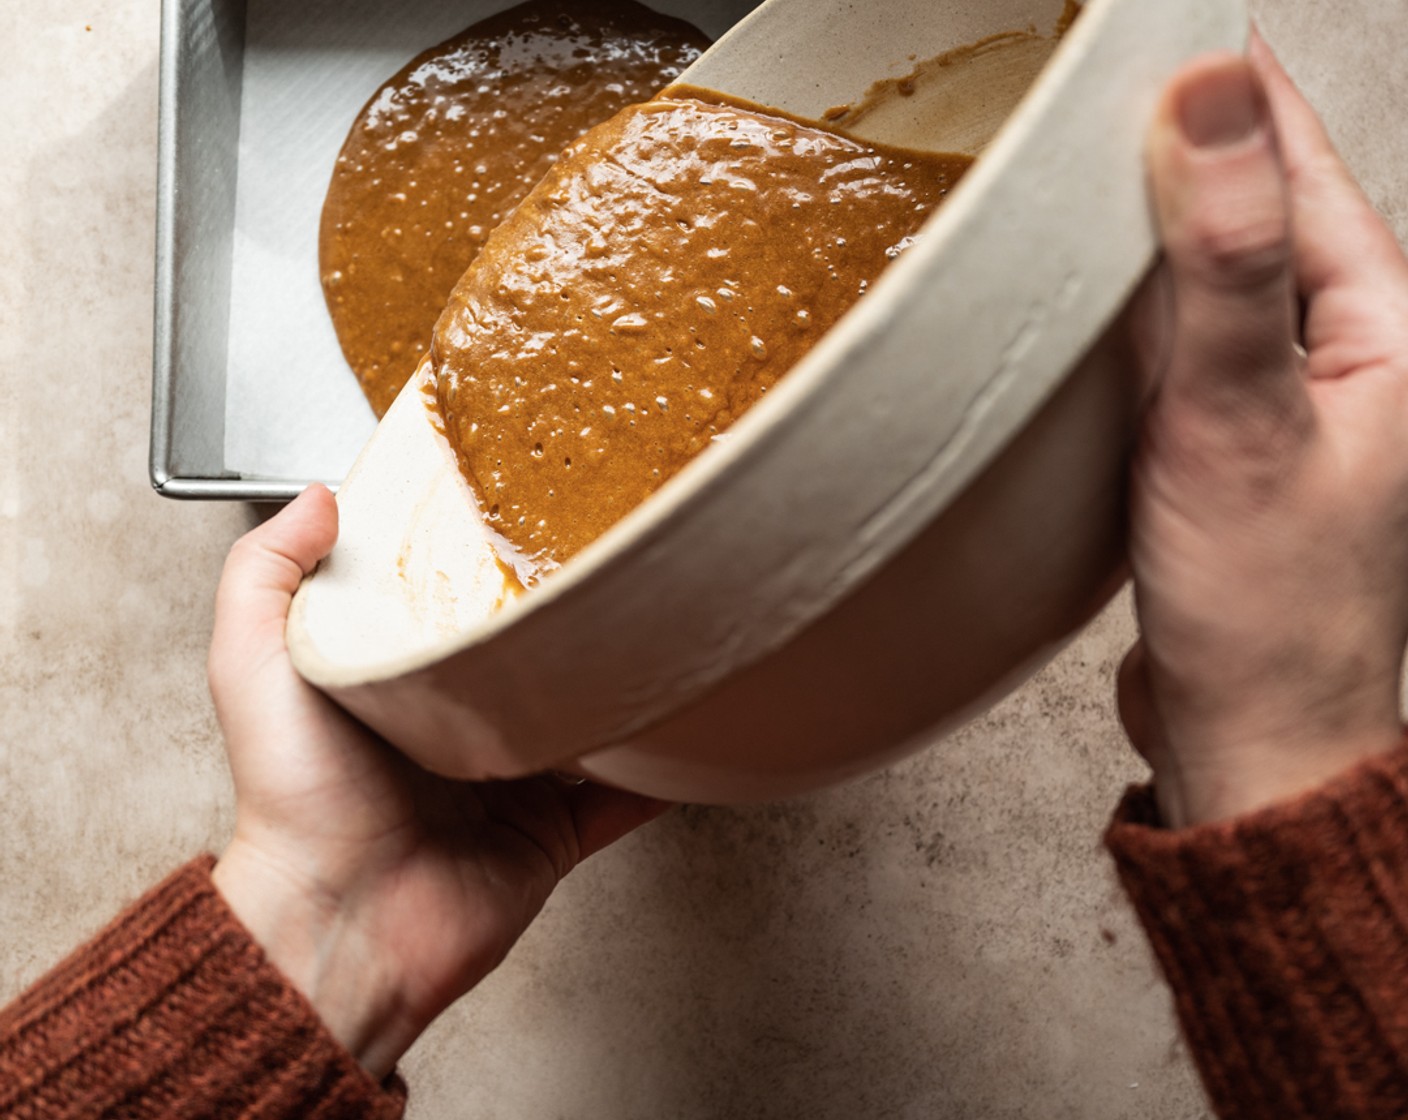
[288,0,1249,802]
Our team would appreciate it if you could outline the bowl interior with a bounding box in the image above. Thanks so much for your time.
[291,0,1076,682]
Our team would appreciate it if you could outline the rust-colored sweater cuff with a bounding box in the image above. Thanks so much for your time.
[1106,744,1408,1119]
[0,855,407,1119]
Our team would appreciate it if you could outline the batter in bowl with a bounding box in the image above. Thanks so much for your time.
[431,89,972,581]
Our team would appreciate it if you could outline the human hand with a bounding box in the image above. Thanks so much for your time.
[208,485,667,1079]
[1118,35,1408,828]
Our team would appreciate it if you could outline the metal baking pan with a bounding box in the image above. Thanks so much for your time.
[152,0,264,499]
[150,0,762,501]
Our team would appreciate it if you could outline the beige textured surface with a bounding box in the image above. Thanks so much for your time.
[1,2,1403,1117]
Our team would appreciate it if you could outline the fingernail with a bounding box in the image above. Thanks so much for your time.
[1178,60,1264,149]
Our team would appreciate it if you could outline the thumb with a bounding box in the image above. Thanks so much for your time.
[209,484,339,694]
[1147,53,1307,433]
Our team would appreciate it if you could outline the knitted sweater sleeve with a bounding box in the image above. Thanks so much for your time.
[0,856,407,1119]
[1106,743,1408,1119]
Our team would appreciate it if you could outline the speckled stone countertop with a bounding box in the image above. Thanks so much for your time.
[2,3,1405,1117]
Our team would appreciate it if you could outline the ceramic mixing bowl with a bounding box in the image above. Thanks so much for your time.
[288,0,1249,801]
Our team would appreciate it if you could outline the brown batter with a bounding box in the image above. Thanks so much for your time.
[320,0,711,417]
[432,88,972,581]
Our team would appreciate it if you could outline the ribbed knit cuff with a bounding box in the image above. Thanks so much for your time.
[1107,744,1408,1119]
[0,856,407,1120]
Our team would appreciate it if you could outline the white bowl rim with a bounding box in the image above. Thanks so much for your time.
[291,0,1248,734]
